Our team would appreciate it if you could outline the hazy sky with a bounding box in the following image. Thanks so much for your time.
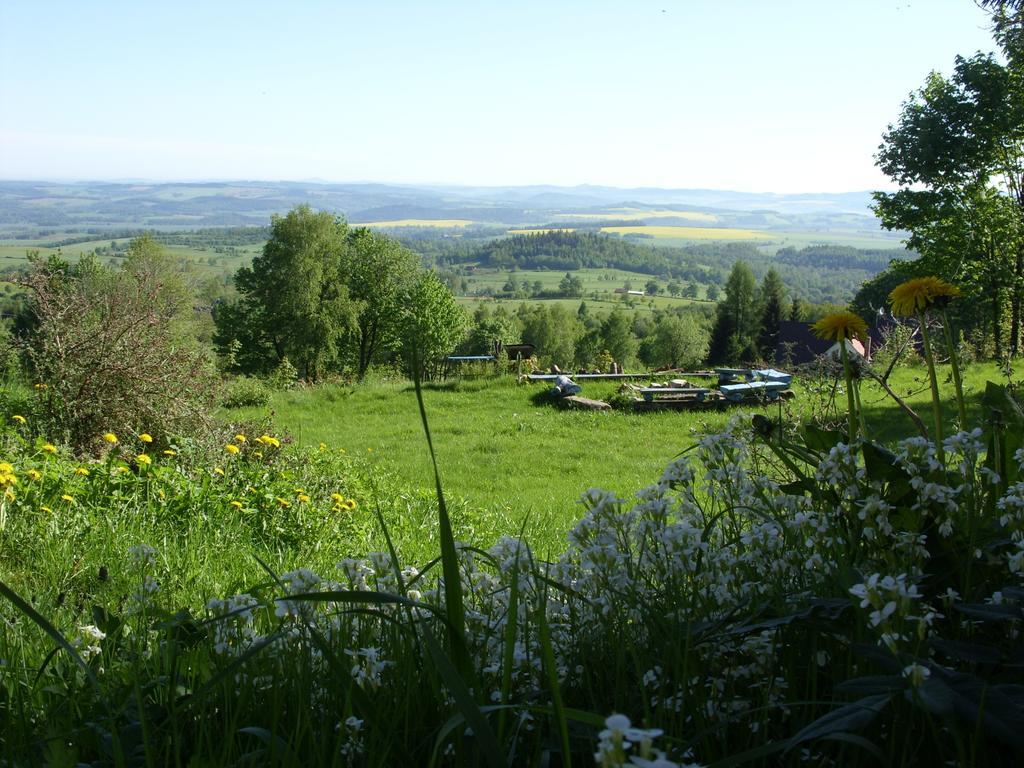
[0,1,1000,192]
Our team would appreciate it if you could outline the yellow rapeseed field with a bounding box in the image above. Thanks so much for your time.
[554,208,718,223]
[599,225,766,240]
[354,219,475,228]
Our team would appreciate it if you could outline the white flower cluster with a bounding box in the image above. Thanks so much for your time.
[594,713,696,768]
[346,646,390,690]
[128,543,157,567]
[206,593,261,656]
[73,624,106,662]
[849,572,938,651]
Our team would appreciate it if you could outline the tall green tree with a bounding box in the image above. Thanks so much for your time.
[519,304,579,368]
[222,205,357,380]
[342,228,421,379]
[708,261,758,365]
[558,272,583,297]
[400,272,466,380]
[874,29,1024,354]
[756,268,786,361]
[650,313,709,370]
[600,309,637,368]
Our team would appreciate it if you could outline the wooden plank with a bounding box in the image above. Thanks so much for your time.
[636,387,710,394]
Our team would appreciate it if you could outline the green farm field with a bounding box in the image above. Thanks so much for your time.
[462,266,675,292]
[229,361,1010,555]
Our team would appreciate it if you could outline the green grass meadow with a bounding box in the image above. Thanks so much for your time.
[229,361,1012,554]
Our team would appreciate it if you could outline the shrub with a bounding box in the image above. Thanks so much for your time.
[221,376,272,408]
[17,242,217,453]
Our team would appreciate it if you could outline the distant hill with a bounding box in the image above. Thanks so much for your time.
[0,180,892,235]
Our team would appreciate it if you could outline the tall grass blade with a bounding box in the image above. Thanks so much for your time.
[422,623,507,768]
[497,564,519,746]
[179,633,281,712]
[536,576,572,768]
[0,577,97,686]
[412,355,471,679]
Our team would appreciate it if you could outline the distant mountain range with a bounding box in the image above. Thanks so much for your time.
[0,180,884,232]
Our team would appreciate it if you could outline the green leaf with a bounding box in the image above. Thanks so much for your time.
[803,424,845,453]
[938,669,1024,749]
[954,602,1024,622]
[928,637,1002,664]
[835,676,905,695]
[821,732,888,764]
[787,693,892,750]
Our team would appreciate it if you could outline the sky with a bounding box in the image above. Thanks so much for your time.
[0,0,1002,193]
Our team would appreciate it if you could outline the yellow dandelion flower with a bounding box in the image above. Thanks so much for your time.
[213,467,225,476]
[139,433,153,443]
[234,434,246,443]
[888,276,960,317]
[252,451,263,459]
[41,443,57,454]
[12,415,26,424]
[26,469,41,481]
[297,493,310,503]
[61,494,74,503]
[225,443,240,454]
[102,432,118,445]
[34,382,47,390]
[158,489,165,499]
[319,442,327,451]
[0,462,13,473]
[276,497,291,508]
[74,467,90,477]
[4,487,15,501]
[810,312,868,343]
[229,500,243,509]
[40,505,53,513]
[344,499,357,511]
[0,473,17,487]
[136,454,152,466]
[117,466,130,474]
[330,492,344,502]
[163,449,176,457]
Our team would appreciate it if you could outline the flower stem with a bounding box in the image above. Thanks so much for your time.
[839,338,857,443]
[918,313,945,465]
[940,309,967,430]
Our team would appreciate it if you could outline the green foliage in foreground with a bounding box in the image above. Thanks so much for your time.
[1,364,1024,765]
